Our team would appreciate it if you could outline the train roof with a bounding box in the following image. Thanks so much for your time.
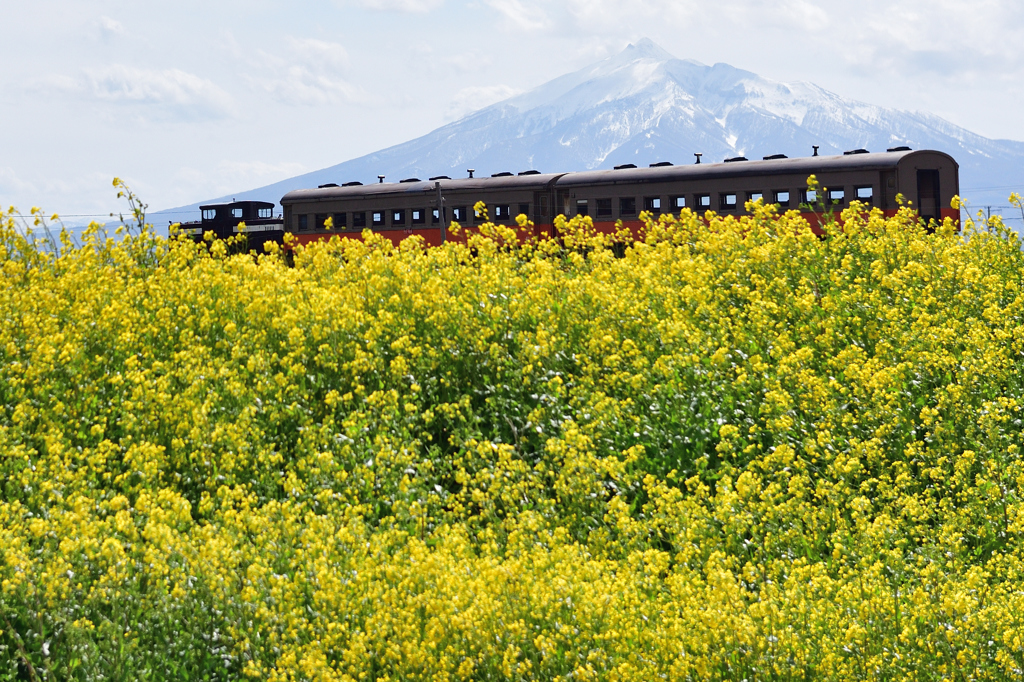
[281,172,566,205]
[280,149,958,205]
[200,199,275,211]
[554,149,958,188]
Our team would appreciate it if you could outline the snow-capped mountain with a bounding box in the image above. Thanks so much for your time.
[157,38,1024,220]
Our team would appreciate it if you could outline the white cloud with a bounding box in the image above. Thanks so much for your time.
[354,0,443,11]
[248,37,363,106]
[446,84,522,120]
[97,16,125,41]
[484,0,551,30]
[46,65,234,120]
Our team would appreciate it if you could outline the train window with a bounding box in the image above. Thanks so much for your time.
[474,205,486,223]
[452,206,466,222]
[719,194,737,211]
[619,197,636,216]
[774,191,790,206]
[828,189,845,205]
[518,203,530,218]
[575,199,588,216]
[539,196,548,217]
[202,208,217,221]
[333,213,347,229]
[412,209,425,225]
[232,207,243,219]
[696,194,711,209]
[298,214,309,231]
[856,186,873,202]
[803,189,818,204]
[672,196,686,209]
[258,207,273,219]
[494,205,511,220]
[431,209,441,224]
[596,199,612,217]
[372,211,385,226]
[353,211,366,228]
[392,209,405,225]
[746,192,764,204]
[643,197,661,214]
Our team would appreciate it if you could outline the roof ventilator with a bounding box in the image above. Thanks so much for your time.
[342,181,363,187]
[428,175,450,181]
[763,154,788,160]
[613,163,637,170]
[724,156,748,162]
[467,169,475,178]
[887,146,912,152]
[694,153,702,164]
[318,183,339,188]
[400,178,421,183]
[377,175,385,183]
[649,161,673,167]
[844,149,869,155]
[518,170,540,176]
[491,171,513,177]
[812,146,819,157]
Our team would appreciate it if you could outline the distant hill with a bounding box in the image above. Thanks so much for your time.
[154,38,1024,224]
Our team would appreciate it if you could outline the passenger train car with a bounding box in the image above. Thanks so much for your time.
[183,148,959,249]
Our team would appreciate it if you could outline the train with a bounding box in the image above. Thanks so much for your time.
[177,147,959,250]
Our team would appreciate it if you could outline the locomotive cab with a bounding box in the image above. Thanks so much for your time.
[177,200,285,252]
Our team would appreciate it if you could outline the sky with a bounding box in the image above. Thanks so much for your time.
[2,0,1023,219]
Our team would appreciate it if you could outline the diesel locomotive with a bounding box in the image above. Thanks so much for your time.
[180,147,959,249]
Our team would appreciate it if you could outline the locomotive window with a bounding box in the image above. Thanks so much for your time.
[696,194,711,209]
[596,199,612,217]
[372,211,385,226]
[643,197,661,214]
[494,205,511,220]
[576,199,588,217]
[333,212,347,229]
[720,194,737,210]
[353,211,366,228]
[828,189,845,205]
[258,207,273,219]
[518,203,530,218]
[672,196,686,209]
[412,209,426,225]
[774,191,790,206]
[452,206,466,222]
[392,209,405,225]
[803,189,818,204]
[619,197,636,216]
[856,186,873,203]
[298,214,309,231]
[232,207,243,219]
[747,192,764,204]
[202,208,217,221]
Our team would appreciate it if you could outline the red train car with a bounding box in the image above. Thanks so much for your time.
[216,148,957,250]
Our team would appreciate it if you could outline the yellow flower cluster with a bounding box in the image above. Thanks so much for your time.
[2,192,1024,680]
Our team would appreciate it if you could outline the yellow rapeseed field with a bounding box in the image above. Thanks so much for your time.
[2,184,1024,680]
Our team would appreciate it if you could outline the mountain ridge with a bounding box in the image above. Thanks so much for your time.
[154,38,1024,221]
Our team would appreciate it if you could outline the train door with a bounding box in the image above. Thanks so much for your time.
[881,171,897,210]
[917,169,941,225]
[534,191,549,223]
